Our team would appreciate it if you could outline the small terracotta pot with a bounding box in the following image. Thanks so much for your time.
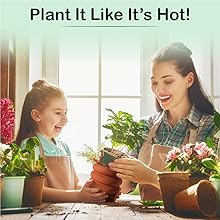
[91,162,121,202]
[174,180,218,217]
[93,162,116,177]
[91,171,122,186]
[157,172,189,213]
[22,175,45,206]
[99,147,127,166]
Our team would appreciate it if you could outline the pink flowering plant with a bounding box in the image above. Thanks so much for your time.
[0,98,15,144]
[166,142,218,177]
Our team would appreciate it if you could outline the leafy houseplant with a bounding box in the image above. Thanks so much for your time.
[100,108,147,165]
[78,109,147,202]
[1,136,47,207]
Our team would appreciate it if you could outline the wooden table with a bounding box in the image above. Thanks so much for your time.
[1,194,219,220]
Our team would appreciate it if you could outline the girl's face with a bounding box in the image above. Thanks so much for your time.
[151,61,193,111]
[34,96,68,140]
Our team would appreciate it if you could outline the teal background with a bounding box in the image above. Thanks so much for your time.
[1,0,220,41]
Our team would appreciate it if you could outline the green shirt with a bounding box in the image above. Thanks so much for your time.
[134,105,217,156]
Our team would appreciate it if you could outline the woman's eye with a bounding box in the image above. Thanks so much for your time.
[165,81,173,84]
[151,81,158,86]
[55,112,61,115]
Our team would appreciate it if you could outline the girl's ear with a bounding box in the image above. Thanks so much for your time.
[31,109,41,122]
[186,72,194,88]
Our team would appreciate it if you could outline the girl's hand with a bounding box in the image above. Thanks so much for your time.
[79,179,108,203]
[109,158,154,184]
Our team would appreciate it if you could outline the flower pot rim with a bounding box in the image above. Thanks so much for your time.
[4,176,26,179]
[157,172,189,180]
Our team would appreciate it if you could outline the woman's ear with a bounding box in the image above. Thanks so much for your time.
[186,72,194,88]
[31,109,41,122]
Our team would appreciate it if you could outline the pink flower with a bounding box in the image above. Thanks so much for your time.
[166,146,181,161]
[182,143,193,156]
[0,98,15,144]
[194,142,210,159]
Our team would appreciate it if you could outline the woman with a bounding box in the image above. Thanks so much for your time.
[109,42,217,200]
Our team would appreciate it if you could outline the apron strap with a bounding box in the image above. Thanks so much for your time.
[138,113,164,163]
[182,123,198,145]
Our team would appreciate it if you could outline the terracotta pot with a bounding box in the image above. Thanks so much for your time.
[157,172,189,213]
[99,147,127,166]
[91,162,121,202]
[174,180,218,217]
[22,175,45,206]
[209,177,220,216]
[93,162,116,177]
[91,171,122,186]
[189,175,209,186]
[139,184,162,201]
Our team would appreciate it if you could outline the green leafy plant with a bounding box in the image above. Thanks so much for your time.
[202,158,220,179]
[0,137,47,178]
[103,108,147,151]
[202,110,220,179]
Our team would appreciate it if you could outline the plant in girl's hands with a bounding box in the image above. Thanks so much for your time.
[166,142,218,177]
[0,98,15,144]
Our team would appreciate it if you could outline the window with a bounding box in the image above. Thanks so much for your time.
[56,29,220,179]
[59,29,148,176]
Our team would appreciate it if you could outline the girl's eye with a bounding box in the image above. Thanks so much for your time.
[55,112,61,115]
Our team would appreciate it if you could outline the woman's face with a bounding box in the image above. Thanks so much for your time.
[151,61,193,111]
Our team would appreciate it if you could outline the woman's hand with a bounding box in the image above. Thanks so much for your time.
[109,158,158,186]
[79,179,108,203]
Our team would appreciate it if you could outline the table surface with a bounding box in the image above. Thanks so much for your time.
[1,194,219,220]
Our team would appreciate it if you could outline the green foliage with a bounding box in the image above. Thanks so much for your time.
[1,137,47,178]
[202,158,220,178]
[103,109,147,151]
[214,110,220,129]
[77,145,98,164]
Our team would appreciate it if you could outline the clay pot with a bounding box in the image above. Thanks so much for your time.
[157,172,189,213]
[99,147,127,166]
[139,184,162,201]
[174,180,218,217]
[22,175,45,206]
[189,175,209,186]
[91,162,121,202]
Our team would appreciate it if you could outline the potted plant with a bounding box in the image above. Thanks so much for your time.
[100,108,147,165]
[20,136,47,206]
[0,98,26,208]
[0,137,47,207]
[78,109,147,202]
[0,143,26,208]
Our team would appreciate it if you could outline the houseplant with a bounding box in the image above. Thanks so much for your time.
[1,142,26,208]
[79,109,147,202]
[20,136,47,206]
[165,142,217,181]
[100,108,147,165]
[0,98,25,208]
[1,137,47,207]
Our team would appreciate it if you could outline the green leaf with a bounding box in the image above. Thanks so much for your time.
[205,137,215,149]
[202,158,218,171]
[214,111,220,129]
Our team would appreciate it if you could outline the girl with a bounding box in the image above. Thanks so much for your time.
[16,80,107,203]
[109,42,218,200]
